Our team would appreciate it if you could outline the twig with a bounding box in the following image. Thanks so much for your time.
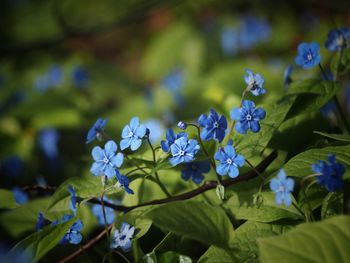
[58,225,112,263]
[92,150,277,213]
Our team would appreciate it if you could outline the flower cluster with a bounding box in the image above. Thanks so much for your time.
[311,154,345,192]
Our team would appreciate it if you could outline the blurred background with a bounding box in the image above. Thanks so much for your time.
[0,0,350,257]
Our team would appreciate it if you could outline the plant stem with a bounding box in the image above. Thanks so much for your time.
[318,63,350,134]
[101,187,110,243]
[146,137,171,197]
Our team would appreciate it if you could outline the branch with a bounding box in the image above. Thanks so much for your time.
[58,225,112,263]
[58,150,277,263]
[93,150,278,213]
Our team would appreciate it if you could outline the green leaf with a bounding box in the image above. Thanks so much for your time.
[283,144,350,178]
[143,200,235,248]
[10,218,74,263]
[313,131,350,142]
[157,251,192,263]
[224,192,303,223]
[0,197,50,237]
[47,175,104,212]
[230,221,293,262]
[233,95,296,158]
[258,215,350,263]
[0,189,18,209]
[120,207,153,241]
[321,192,343,220]
[198,246,238,263]
[286,79,340,118]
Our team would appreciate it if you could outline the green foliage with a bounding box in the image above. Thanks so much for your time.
[11,218,74,262]
[144,200,236,249]
[258,215,350,263]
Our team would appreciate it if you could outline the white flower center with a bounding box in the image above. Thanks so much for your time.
[278,185,285,192]
[179,150,185,156]
[307,53,313,61]
[246,114,252,121]
[128,131,134,137]
[103,157,109,164]
[226,158,232,165]
[214,121,219,128]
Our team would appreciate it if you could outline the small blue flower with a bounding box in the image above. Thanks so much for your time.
[72,66,89,88]
[312,154,345,192]
[181,161,210,184]
[86,118,107,144]
[12,187,29,205]
[220,26,239,55]
[320,101,337,120]
[38,128,60,160]
[244,69,266,96]
[48,65,63,87]
[230,100,266,134]
[162,69,184,93]
[116,170,134,194]
[144,119,164,144]
[120,117,147,151]
[269,169,294,207]
[111,222,135,252]
[295,42,321,69]
[90,140,124,179]
[91,198,116,225]
[169,136,200,166]
[60,215,84,245]
[160,129,187,153]
[214,143,245,178]
[177,121,187,130]
[325,28,350,52]
[198,109,227,143]
[283,65,293,88]
[0,155,23,177]
[68,185,77,215]
[239,15,271,50]
[36,212,45,231]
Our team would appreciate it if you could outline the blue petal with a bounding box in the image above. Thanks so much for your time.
[253,108,266,120]
[242,100,255,110]
[269,178,280,192]
[104,165,116,179]
[233,154,245,167]
[198,114,208,127]
[250,120,261,132]
[110,152,124,167]
[135,124,146,138]
[120,138,131,150]
[297,42,309,54]
[161,140,170,152]
[92,146,104,161]
[224,145,235,157]
[69,232,82,244]
[234,121,249,134]
[121,125,131,138]
[228,165,239,178]
[230,107,242,121]
[129,117,139,130]
[90,162,104,176]
[283,193,292,207]
[104,140,117,157]
[130,138,142,151]
[277,169,287,180]
[216,163,229,176]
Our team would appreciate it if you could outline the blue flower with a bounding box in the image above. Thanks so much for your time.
[325,28,350,52]
[320,101,337,120]
[230,100,266,134]
[181,161,210,184]
[60,215,84,245]
[91,198,116,225]
[68,185,77,215]
[38,128,60,159]
[86,118,107,144]
[36,212,46,231]
[120,117,147,151]
[239,15,271,50]
[162,69,184,93]
[220,26,239,55]
[111,222,135,252]
[311,154,345,192]
[116,170,134,194]
[269,169,294,207]
[214,143,245,178]
[0,155,23,177]
[169,136,200,166]
[72,66,89,88]
[283,65,293,88]
[48,65,63,87]
[144,119,165,144]
[13,187,28,205]
[90,140,124,179]
[295,42,321,69]
[198,109,227,143]
[244,69,266,96]
[160,129,187,153]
